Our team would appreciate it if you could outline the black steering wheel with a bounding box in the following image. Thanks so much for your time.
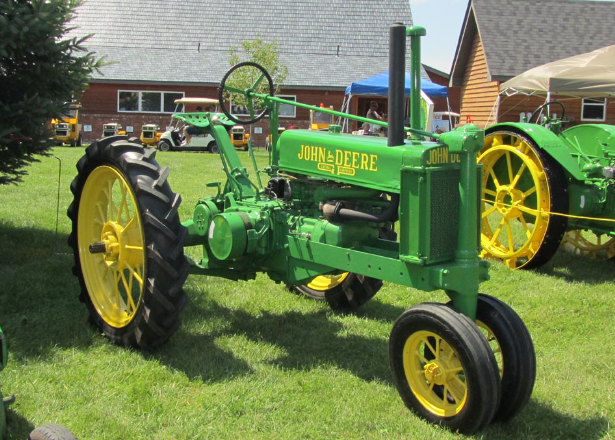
[218,62,274,125]
[528,101,566,124]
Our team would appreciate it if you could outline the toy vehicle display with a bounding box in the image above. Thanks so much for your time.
[67,24,536,434]
[310,105,335,130]
[51,103,82,147]
[479,101,615,268]
[102,123,126,138]
[140,124,162,147]
[156,97,248,152]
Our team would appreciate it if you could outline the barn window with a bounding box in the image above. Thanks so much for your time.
[118,91,184,113]
[581,98,606,121]
[278,95,297,118]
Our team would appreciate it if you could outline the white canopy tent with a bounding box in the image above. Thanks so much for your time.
[500,44,615,98]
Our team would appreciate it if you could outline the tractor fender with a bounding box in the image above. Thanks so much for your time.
[486,122,585,181]
[560,124,615,158]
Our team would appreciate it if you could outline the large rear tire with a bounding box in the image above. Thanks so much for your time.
[293,273,382,310]
[479,130,568,269]
[560,229,615,260]
[389,303,501,434]
[67,136,189,349]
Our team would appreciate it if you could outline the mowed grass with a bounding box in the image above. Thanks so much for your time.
[0,146,613,439]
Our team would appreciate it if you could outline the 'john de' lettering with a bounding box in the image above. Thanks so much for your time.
[299,145,378,172]
[426,147,461,166]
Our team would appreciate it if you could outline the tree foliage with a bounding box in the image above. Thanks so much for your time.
[226,38,288,109]
[0,0,103,184]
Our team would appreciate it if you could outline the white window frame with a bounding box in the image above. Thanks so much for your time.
[581,98,607,122]
[278,95,297,118]
[118,90,185,113]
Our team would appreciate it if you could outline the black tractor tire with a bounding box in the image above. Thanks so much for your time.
[29,424,78,440]
[77,134,83,147]
[294,273,382,311]
[389,303,501,434]
[472,294,535,422]
[67,136,189,349]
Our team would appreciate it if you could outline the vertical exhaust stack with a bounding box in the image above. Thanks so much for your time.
[388,23,406,147]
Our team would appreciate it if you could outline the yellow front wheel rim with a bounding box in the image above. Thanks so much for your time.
[306,272,350,291]
[476,320,504,379]
[403,331,467,417]
[479,133,551,268]
[77,166,145,328]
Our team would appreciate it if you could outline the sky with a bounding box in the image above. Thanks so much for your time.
[409,0,468,73]
[410,0,615,74]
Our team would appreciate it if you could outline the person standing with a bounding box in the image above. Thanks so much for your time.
[366,101,383,134]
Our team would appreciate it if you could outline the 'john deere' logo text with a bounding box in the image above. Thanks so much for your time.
[298,144,378,176]
[426,147,461,166]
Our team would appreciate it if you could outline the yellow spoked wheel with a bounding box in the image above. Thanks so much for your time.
[404,330,468,417]
[68,137,189,348]
[293,272,382,310]
[389,303,500,434]
[479,130,568,269]
[77,165,145,328]
[560,230,615,260]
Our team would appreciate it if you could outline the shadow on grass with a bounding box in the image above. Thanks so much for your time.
[0,223,93,362]
[480,400,611,440]
[154,296,397,384]
[536,249,615,285]
[5,408,35,440]
[1,222,608,439]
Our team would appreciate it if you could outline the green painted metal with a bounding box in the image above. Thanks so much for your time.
[487,122,586,181]
[485,108,615,262]
[407,26,427,133]
[180,24,492,321]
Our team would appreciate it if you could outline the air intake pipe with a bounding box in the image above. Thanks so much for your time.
[388,23,406,147]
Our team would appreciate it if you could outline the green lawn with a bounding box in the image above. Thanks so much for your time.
[0,146,613,439]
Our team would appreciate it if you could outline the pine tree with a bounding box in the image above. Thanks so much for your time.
[0,0,103,184]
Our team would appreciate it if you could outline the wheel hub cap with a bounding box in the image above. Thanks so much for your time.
[495,186,524,219]
[424,361,448,385]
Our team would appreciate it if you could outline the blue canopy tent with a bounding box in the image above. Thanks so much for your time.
[344,71,448,98]
[340,71,449,132]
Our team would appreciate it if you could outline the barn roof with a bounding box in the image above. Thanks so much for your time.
[451,0,615,85]
[68,0,417,90]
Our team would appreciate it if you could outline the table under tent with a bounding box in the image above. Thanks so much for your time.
[338,71,449,133]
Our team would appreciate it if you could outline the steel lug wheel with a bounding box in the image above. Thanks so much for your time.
[479,130,568,269]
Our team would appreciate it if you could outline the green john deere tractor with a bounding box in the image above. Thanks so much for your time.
[67,24,536,434]
[479,101,615,268]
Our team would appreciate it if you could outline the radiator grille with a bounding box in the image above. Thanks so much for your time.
[429,169,460,261]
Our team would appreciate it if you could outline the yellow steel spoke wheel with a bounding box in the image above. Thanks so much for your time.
[77,165,145,328]
[68,136,189,349]
[479,130,568,269]
[389,303,501,434]
[293,273,383,310]
[472,294,535,422]
[560,230,615,260]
